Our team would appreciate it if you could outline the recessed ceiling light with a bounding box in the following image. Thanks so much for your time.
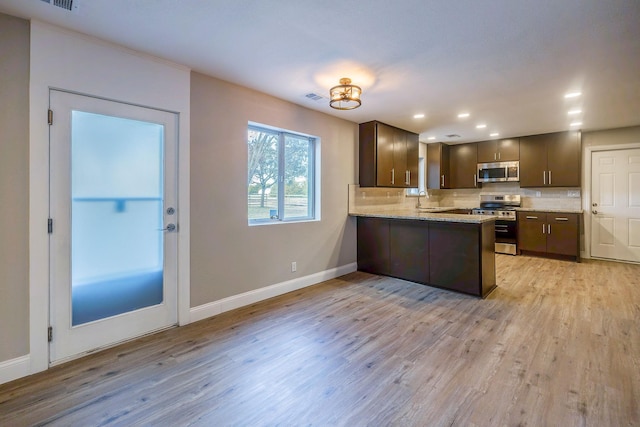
[564,92,582,98]
[490,132,499,137]
[476,124,487,129]
[457,113,470,118]
[570,121,582,127]
[427,136,436,140]
[413,114,425,119]
[568,109,582,115]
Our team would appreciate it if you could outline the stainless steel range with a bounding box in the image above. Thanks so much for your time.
[472,195,521,255]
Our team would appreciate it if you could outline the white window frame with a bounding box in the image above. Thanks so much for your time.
[247,122,318,225]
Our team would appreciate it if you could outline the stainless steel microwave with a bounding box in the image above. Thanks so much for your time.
[477,161,519,183]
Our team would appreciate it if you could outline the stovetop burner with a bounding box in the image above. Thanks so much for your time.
[472,195,521,220]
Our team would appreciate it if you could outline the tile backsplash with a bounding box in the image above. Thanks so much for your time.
[349,183,582,212]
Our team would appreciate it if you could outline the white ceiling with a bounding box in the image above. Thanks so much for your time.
[2,0,639,143]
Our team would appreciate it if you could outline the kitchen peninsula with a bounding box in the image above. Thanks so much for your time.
[349,203,497,298]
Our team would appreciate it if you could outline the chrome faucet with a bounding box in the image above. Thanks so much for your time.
[416,190,428,208]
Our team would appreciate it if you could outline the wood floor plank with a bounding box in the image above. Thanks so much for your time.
[1,255,639,426]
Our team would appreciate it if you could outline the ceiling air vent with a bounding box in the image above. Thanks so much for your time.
[305,93,325,101]
[40,0,80,13]
[445,134,461,139]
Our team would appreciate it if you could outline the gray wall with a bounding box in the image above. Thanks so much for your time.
[190,72,358,306]
[582,125,640,148]
[0,13,30,361]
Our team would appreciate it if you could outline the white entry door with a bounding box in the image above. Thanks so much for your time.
[591,148,640,263]
[49,90,179,363]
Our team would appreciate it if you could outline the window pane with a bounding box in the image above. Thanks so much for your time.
[247,128,279,220]
[71,111,164,325]
[284,134,312,219]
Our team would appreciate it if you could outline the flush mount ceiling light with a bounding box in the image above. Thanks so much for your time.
[329,78,362,110]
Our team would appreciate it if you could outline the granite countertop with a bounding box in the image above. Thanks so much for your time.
[348,206,495,224]
[516,207,584,214]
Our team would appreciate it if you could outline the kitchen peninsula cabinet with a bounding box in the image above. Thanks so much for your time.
[357,217,390,275]
[449,143,479,189]
[519,131,581,187]
[517,211,580,261]
[477,138,519,163]
[356,215,496,298]
[427,142,450,189]
[359,121,419,188]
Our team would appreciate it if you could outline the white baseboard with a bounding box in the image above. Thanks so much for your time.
[0,354,31,385]
[190,262,357,323]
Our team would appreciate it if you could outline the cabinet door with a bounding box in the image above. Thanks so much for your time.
[427,142,450,189]
[517,212,547,252]
[357,217,390,275]
[389,220,429,283]
[547,131,581,187]
[519,135,548,187]
[497,138,520,161]
[476,140,498,163]
[392,128,408,187]
[546,214,579,256]
[376,123,395,187]
[429,222,480,295]
[449,143,478,188]
[406,132,419,187]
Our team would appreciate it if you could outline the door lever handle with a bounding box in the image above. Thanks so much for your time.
[160,223,176,232]
[592,210,598,215]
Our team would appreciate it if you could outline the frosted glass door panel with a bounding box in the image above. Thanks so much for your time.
[71,111,164,325]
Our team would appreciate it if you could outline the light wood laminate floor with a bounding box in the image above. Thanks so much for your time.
[1,255,639,426]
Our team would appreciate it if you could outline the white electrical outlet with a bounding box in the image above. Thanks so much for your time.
[291,262,297,272]
[567,190,580,198]
[536,191,541,197]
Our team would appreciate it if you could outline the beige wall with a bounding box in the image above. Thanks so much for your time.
[0,13,30,361]
[190,72,358,306]
[582,125,640,148]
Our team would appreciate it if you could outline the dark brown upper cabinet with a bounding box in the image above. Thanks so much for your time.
[427,142,450,189]
[359,121,419,188]
[477,138,520,163]
[449,143,479,189]
[519,131,581,187]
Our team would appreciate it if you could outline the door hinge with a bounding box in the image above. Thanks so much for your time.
[48,326,53,342]
[48,109,53,125]
[48,218,53,234]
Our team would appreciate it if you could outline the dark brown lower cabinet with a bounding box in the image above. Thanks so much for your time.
[517,212,581,261]
[389,220,430,283]
[356,217,496,298]
[357,217,390,275]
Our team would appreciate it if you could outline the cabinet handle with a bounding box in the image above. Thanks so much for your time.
[474,174,477,187]
[498,152,501,160]
[391,168,395,185]
[549,170,552,185]
[555,217,569,221]
[526,216,538,219]
[543,171,546,185]
[441,174,445,187]
[542,224,546,234]
[494,153,497,160]
[405,170,410,185]
[548,224,551,234]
